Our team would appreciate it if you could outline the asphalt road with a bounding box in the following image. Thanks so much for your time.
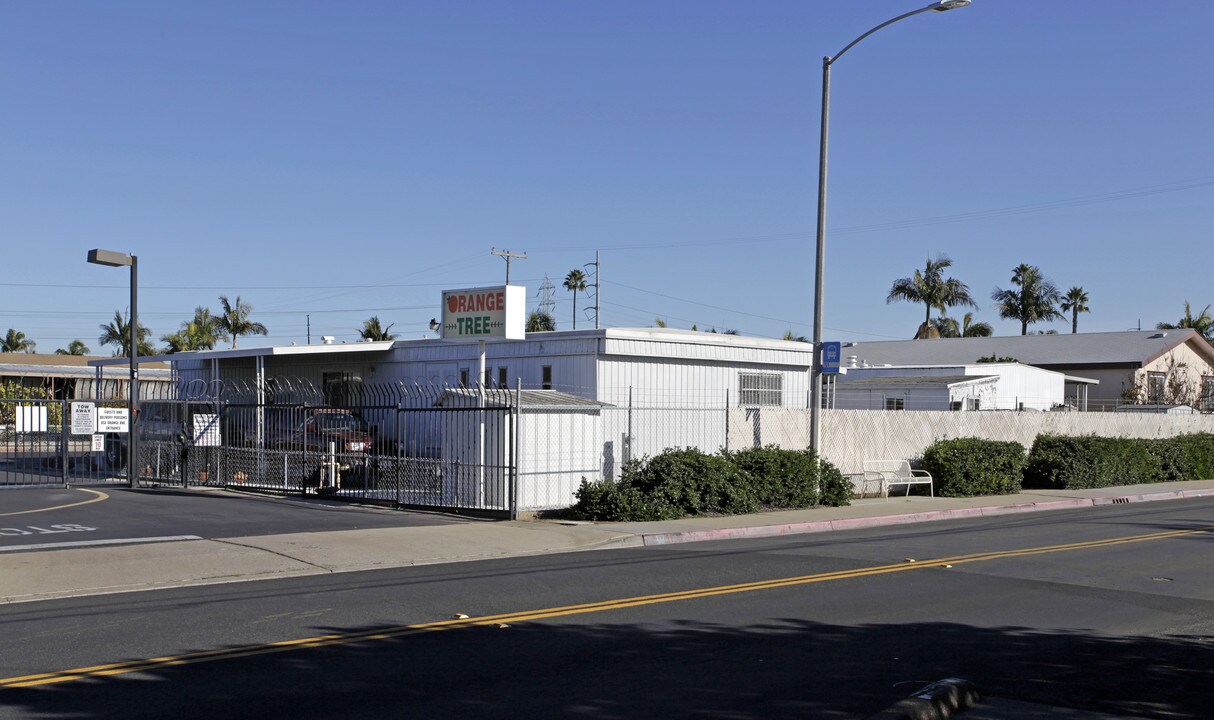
[1,499,1212,719]
[0,486,461,552]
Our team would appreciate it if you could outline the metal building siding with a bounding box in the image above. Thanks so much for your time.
[603,337,811,367]
[596,355,810,408]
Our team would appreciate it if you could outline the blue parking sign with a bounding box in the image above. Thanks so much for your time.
[821,341,841,375]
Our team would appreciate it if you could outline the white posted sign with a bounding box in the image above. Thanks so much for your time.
[192,413,221,447]
[440,285,525,341]
[71,402,97,435]
[15,405,47,433]
[96,407,129,433]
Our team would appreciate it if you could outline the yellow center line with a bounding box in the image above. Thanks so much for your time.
[1,524,1207,689]
[0,489,108,517]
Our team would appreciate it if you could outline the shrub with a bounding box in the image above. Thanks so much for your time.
[729,446,818,508]
[817,461,852,507]
[1164,434,1214,481]
[569,446,850,521]
[920,438,1026,497]
[1024,434,1180,489]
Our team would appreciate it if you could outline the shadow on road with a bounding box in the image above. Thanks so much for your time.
[3,616,1210,720]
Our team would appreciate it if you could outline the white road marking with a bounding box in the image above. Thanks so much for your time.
[0,535,203,553]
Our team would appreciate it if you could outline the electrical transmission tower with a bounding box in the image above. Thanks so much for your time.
[584,251,600,329]
[537,275,556,317]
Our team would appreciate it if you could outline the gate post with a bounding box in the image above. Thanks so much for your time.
[60,398,70,487]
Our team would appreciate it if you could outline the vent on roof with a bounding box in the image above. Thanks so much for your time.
[1149,332,1167,339]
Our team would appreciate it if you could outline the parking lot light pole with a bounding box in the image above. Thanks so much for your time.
[809,0,971,458]
[87,248,139,488]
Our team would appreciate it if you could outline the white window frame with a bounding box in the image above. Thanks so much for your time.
[738,372,782,407]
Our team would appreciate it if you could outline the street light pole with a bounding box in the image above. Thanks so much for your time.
[88,248,139,488]
[809,0,971,458]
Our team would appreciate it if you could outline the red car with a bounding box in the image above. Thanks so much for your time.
[253,408,376,454]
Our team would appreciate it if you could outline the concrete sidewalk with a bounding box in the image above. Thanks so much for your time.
[3,479,1213,604]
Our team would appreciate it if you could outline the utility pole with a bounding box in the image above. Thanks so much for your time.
[491,248,527,285]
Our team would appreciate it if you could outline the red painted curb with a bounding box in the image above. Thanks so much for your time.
[638,489,1209,547]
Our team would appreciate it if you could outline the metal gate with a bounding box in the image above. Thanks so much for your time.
[0,398,130,488]
[2,385,522,518]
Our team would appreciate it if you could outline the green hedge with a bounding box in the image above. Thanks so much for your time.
[919,438,1026,497]
[570,446,849,522]
[1024,433,1214,489]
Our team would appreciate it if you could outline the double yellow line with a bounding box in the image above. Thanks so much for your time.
[2,524,1206,689]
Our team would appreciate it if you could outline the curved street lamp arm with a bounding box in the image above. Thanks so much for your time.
[828,6,937,66]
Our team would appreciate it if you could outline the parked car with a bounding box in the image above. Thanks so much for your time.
[251,407,376,454]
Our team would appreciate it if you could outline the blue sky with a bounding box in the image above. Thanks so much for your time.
[3,1,1211,353]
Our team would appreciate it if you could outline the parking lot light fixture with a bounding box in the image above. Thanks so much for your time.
[87,248,139,488]
[809,1,970,458]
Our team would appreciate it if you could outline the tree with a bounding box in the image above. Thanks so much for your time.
[55,340,90,356]
[563,270,587,330]
[654,317,667,328]
[886,255,978,339]
[991,264,1064,335]
[782,330,809,342]
[526,310,556,332]
[98,310,155,357]
[217,295,269,349]
[1157,301,1214,344]
[359,316,396,341]
[1,329,36,353]
[163,307,228,353]
[1060,287,1090,334]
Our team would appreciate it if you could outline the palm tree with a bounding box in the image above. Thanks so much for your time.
[886,255,978,339]
[55,340,90,356]
[1157,301,1214,343]
[1,329,36,353]
[1060,287,1090,334]
[98,310,155,357]
[991,264,1064,335]
[960,312,994,337]
[188,306,227,349]
[163,307,229,353]
[217,295,269,349]
[782,330,809,342]
[359,316,396,341]
[563,269,587,330]
[526,310,556,332]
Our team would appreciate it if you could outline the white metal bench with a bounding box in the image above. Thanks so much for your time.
[862,460,934,498]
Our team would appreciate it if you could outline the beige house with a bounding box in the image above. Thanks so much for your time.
[839,330,1214,411]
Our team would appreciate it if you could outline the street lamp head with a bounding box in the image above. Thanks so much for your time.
[928,0,971,11]
[87,248,134,267]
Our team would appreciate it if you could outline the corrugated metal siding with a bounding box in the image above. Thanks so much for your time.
[604,337,811,367]
[597,356,810,408]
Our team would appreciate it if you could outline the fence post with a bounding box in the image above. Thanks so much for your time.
[626,386,633,464]
[724,389,730,453]
[60,399,69,487]
[511,378,521,520]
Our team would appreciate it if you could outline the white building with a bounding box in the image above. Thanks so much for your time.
[832,362,1095,412]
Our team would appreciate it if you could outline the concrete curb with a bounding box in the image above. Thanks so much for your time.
[639,488,1214,546]
[866,678,980,720]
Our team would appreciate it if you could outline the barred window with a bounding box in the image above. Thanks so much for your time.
[1202,376,1214,411]
[738,372,782,406]
[1147,371,1166,404]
